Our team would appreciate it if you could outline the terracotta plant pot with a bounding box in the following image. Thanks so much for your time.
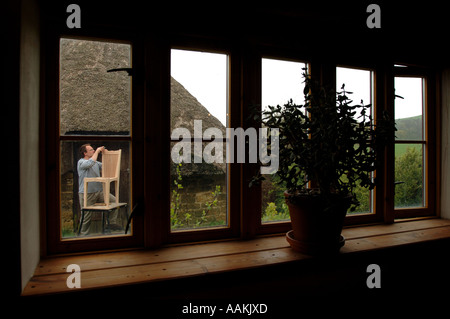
[284,191,351,255]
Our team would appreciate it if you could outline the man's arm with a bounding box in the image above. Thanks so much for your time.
[91,146,104,162]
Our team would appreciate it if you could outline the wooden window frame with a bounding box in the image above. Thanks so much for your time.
[243,57,388,234]
[148,39,243,245]
[44,30,440,255]
[334,63,385,226]
[45,32,145,254]
[391,65,438,220]
[244,52,312,237]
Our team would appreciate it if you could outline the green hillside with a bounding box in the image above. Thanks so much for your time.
[395,115,423,157]
[395,115,423,140]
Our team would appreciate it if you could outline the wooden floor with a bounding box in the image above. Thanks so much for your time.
[22,218,450,296]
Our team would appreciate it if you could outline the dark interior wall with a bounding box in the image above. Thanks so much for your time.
[5,0,22,299]
[40,1,448,66]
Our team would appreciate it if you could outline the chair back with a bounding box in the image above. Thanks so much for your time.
[101,149,121,178]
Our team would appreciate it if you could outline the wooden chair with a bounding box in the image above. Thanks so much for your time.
[79,149,127,235]
[83,149,124,209]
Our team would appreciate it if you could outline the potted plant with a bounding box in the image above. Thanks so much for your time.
[252,69,395,254]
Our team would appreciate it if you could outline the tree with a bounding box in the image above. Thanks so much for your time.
[395,147,423,207]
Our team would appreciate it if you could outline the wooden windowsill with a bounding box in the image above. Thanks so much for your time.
[22,218,450,296]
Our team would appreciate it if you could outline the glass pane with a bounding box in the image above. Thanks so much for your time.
[261,175,290,223]
[394,77,424,141]
[262,58,305,109]
[61,141,131,238]
[261,58,305,223]
[395,144,425,208]
[336,67,374,215]
[170,142,228,231]
[171,49,228,129]
[348,180,373,215]
[170,49,228,231]
[60,38,131,135]
[336,66,373,121]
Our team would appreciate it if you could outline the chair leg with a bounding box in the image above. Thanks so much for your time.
[102,210,105,233]
[78,209,85,235]
[115,180,119,204]
[84,182,88,208]
[103,209,114,233]
[104,182,110,207]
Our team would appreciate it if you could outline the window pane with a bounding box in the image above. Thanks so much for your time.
[394,77,426,209]
[170,49,228,231]
[171,49,228,129]
[336,67,372,109]
[348,179,373,214]
[336,67,374,215]
[394,77,424,141]
[262,58,305,109]
[261,58,305,223]
[61,141,131,238]
[261,175,290,223]
[60,38,131,135]
[394,144,425,208]
[170,142,228,231]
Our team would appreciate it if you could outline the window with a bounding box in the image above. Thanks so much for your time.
[170,49,229,233]
[48,37,143,253]
[60,140,131,238]
[336,66,375,216]
[260,58,307,224]
[60,38,133,238]
[45,34,439,254]
[394,77,426,208]
[392,67,436,219]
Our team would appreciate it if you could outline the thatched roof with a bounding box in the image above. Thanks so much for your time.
[60,39,131,134]
[170,77,225,135]
[60,38,225,136]
[60,38,226,174]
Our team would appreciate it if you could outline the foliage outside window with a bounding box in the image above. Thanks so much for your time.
[394,77,426,208]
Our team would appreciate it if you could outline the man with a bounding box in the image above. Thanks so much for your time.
[77,144,122,235]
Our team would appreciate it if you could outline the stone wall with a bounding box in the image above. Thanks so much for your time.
[171,173,227,229]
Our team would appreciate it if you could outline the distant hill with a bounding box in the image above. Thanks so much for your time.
[395,115,423,140]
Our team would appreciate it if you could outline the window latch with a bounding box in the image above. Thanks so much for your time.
[125,199,144,234]
[107,67,133,76]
